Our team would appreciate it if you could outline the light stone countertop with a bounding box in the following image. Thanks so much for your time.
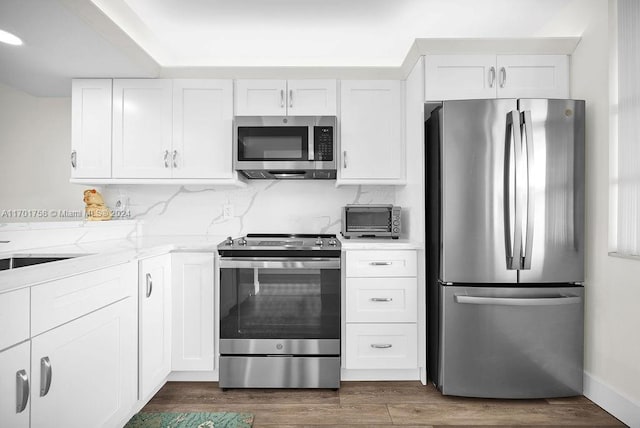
[0,234,423,294]
[0,235,228,294]
[338,235,423,250]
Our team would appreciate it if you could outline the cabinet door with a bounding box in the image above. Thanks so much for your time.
[71,79,112,178]
[139,254,172,400]
[0,342,30,428]
[112,79,173,178]
[172,80,234,179]
[424,55,497,100]
[171,253,214,371]
[496,55,569,99]
[339,80,404,182]
[31,298,137,428]
[235,79,287,116]
[287,79,337,116]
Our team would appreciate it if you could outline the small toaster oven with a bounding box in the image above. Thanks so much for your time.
[341,204,401,239]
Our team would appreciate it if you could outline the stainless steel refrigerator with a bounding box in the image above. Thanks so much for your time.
[425,99,585,398]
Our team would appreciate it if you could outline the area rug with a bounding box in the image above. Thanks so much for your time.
[124,412,254,428]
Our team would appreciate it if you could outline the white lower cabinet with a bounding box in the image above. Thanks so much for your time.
[171,253,215,371]
[139,254,172,401]
[30,297,137,428]
[345,324,417,369]
[344,249,419,376]
[0,341,30,428]
[346,277,417,323]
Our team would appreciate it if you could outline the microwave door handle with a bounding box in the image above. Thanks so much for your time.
[308,127,314,161]
[271,172,308,179]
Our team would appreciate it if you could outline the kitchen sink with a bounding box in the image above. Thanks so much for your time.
[0,256,78,271]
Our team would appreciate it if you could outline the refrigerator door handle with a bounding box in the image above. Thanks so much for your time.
[454,294,582,306]
[521,110,535,269]
[504,111,523,269]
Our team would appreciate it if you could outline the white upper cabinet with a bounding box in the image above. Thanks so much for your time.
[424,55,497,101]
[286,80,337,116]
[235,79,286,116]
[71,79,112,178]
[112,79,174,178]
[235,79,337,116]
[339,80,404,184]
[496,55,569,99]
[425,54,569,100]
[172,79,234,179]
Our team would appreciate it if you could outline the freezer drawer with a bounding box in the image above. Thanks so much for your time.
[439,285,583,398]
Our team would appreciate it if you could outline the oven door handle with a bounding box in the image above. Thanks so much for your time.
[219,258,340,269]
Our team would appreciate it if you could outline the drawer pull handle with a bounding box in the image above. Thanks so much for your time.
[370,297,393,302]
[40,357,52,397]
[146,273,153,298]
[16,369,29,413]
[370,344,393,349]
[370,261,392,266]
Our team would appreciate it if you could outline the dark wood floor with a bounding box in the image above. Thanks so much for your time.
[142,381,625,427]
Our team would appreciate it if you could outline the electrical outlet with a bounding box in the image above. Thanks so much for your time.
[223,204,234,219]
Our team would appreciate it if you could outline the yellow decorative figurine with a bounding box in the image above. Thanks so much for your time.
[83,189,112,221]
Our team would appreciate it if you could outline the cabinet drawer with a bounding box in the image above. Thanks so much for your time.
[31,264,133,336]
[346,277,417,323]
[345,323,417,369]
[346,250,417,277]
[0,288,29,350]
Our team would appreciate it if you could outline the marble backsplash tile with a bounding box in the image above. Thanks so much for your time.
[102,181,396,237]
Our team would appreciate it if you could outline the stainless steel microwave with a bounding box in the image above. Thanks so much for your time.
[233,116,337,179]
[342,205,401,239]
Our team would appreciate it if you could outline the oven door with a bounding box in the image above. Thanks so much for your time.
[219,257,340,355]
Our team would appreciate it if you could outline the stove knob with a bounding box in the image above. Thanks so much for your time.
[328,238,338,246]
[315,237,324,247]
[239,237,248,246]
[225,236,234,246]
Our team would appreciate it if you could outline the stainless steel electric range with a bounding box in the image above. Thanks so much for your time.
[217,234,341,389]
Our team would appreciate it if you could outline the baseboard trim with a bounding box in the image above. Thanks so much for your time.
[340,368,420,381]
[168,370,219,382]
[584,371,640,427]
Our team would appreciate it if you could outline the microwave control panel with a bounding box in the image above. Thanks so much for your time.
[314,126,334,161]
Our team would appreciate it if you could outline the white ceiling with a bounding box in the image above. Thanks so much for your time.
[0,0,590,96]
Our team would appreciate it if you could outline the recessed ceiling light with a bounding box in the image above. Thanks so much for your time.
[0,29,23,46]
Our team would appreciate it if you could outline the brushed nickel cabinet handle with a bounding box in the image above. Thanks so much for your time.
[163,150,170,168]
[370,344,393,349]
[343,150,347,168]
[16,369,29,413]
[172,150,178,168]
[40,357,51,397]
[280,89,285,108]
[289,89,293,108]
[71,150,77,168]
[370,297,393,302]
[370,261,392,266]
[146,273,153,298]
[489,66,496,88]
[499,67,507,88]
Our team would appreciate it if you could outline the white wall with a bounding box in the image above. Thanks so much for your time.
[0,83,83,218]
[570,1,640,425]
